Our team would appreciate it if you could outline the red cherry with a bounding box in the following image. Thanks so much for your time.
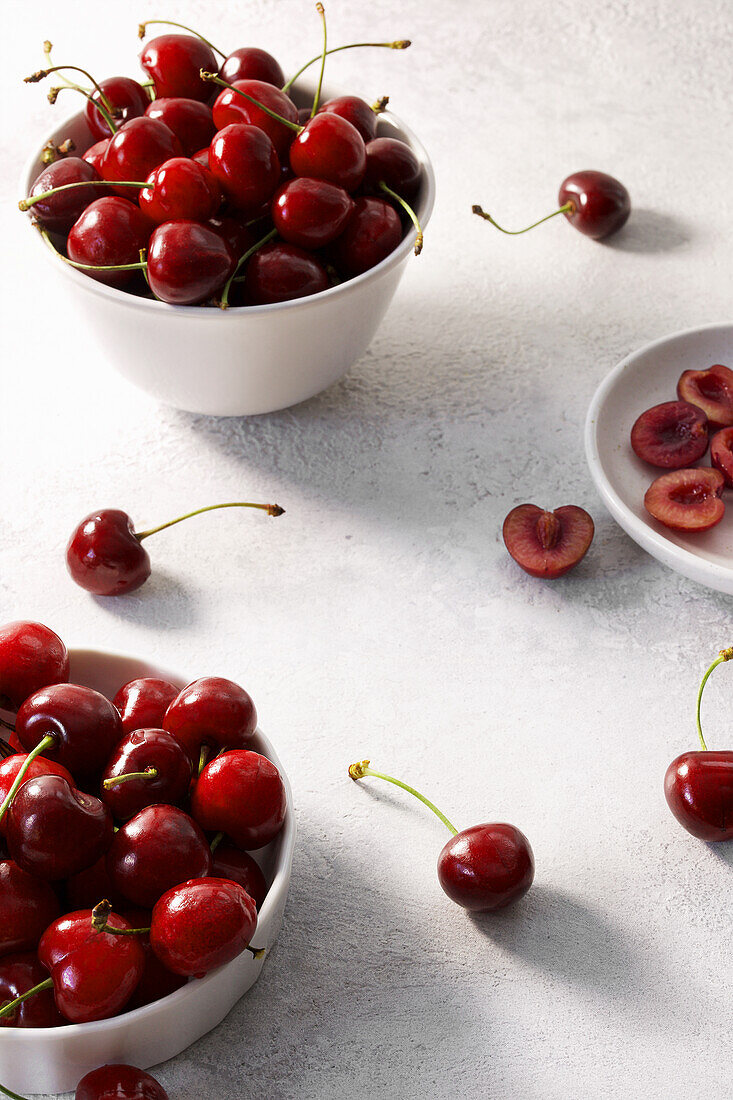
[76,1064,169,1100]
[83,138,111,175]
[192,749,286,850]
[85,76,150,141]
[139,157,221,225]
[644,468,725,531]
[363,137,420,202]
[65,855,128,912]
[558,170,631,239]
[16,682,124,780]
[147,221,235,305]
[711,427,733,487]
[0,620,69,711]
[101,728,192,821]
[318,95,378,143]
[437,824,535,911]
[150,877,258,977]
[677,363,733,431]
[164,677,257,764]
[242,242,329,305]
[101,117,182,194]
[272,177,354,249]
[113,678,180,735]
[66,509,151,595]
[211,842,267,909]
[219,47,285,88]
[212,79,298,158]
[140,34,217,102]
[0,859,60,956]
[25,157,101,232]
[290,113,367,192]
[330,196,402,278]
[0,753,74,835]
[630,401,709,468]
[107,805,212,907]
[502,504,595,579]
[145,97,215,156]
[665,752,733,841]
[0,952,64,1027]
[67,198,153,289]
[209,123,281,213]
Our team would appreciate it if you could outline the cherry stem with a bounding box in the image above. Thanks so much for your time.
[348,759,458,835]
[138,20,225,58]
[247,945,266,959]
[42,41,89,92]
[41,137,76,165]
[379,181,423,255]
[210,831,224,852]
[372,96,389,114]
[199,72,303,133]
[0,735,55,826]
[221,226,279,307]
[282,40,410,94]
[0,1081,32,1100]
[0,978,53,1022]
[44,84,118,133]
[102,766,158,789]
[472,202,575,236]
[310,4,328,118]
[20,180,151,213]
[696,646,733,751]
[39,229,147,274]
[25,66,117,128]
[198,745,210,777]
[91,900,150,936]
[135,499,284,541]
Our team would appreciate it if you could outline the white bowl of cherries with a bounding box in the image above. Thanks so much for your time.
[19,17,435,416]
[0,621,295,1096]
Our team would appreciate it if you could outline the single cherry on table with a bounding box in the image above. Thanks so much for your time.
[503,504,595,579]
[75,1063,170,1100]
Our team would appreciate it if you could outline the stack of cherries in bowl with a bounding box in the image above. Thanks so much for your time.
[21,16,424,308]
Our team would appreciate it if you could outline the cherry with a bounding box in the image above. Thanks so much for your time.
[473,169,631,241]
[14,682,123,781]
[363,136,420,202]
[502,504,595,579]
[644,468,725,531]
[107,805,212,907]
[101,118,183,194]
[212,79,299,158]
[677,364,733,431]
[330,196,402,277]
[664,647,733,842]
[349,761,535,912]
[113,678,180,735]
[164,677,257,766]
[0,952,64,1028]
[272,177,354,248]
[0,753,74,835]
[192,146,209,168]
[150,877,259,977]
[67,197,152,289]
[290,113,367,191]
[65,855,127,913]
[83,138,111,175]
[630,400,709,468]
[0,620,69,712]
[101,728,192,821]
[192,749,286,850]
[140,34,218,102]
[76,1064,169,1100]
[209,123,281,213]
[86,77,150,140]
[7,775,113,880]
[318,95,380,143]
[66,501,283,597]
[711,427,733,487]
[139,158,221,225]
[208,214,256,260]
[122,906,187,1009]
[242,242,330,305]
[145,97,215,156]
[24,157,101,232]
[220,48,284,88]
[0,860,60,956]
[147,221,234,305]
[211,841,268,910]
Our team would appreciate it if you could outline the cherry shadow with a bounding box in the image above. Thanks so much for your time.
[708,840,733,866]
[603,209,692,254]
[90,567,201,630]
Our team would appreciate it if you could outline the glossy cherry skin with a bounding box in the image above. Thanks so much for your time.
[0,620,69,711]
[164,677,257,763]
[212,80,298,159]
[0,753,74,835]
[86,76,150,141]
[113,678,180,736]
[192,749,286,850]
[363,137,421,202]
[139,157,221,224]
[67,197,153,290]
[0,952,64,1027]
[26,157,101,232]
[219,47,285,88]
[150,877,258,977]
[65,855,128,912]
[209,123,281,213]
[147,221,235,305]
[76,1064,170,1100]
[7,775,114,881]
[319,96,377,143]
[242,242,329,305]
[208,214,256,260]
[38,909,144,1023]
[140,34,217,102]
[83,138,111,175]
[122,906,187,1009]
[664,751,733,841]
[272,178,354,248]
[101,117,182,194]
[290,113,367,192]
[331,196,402,278]
[558,171,631,240]
[437,823,535,911]
[66,509,150,596]
[212,842,267,909]
[145,97,215,156]
[0,860,60,956]
[101,729,192,821]
[16,682,124,780]
[107,804,212,908]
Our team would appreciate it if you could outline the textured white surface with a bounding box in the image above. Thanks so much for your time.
[2,0,733,1097]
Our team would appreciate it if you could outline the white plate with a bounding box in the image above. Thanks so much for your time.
[0,649,295,1096]
[585,322,733,594]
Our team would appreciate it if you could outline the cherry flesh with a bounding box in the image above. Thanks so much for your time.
[212,80,298,159]
[0,620,69,711]
[503,504,595,578]
[330,196,402,278]
[147,220,235,305]
[67,198,152,289]
[101,728,192,821]
[7,775,113,880]
[319,95,378,143]
[711,427,733,487]
[272,178,354,248]
[163,677,257,764]
[677,364,733,430]
[644,467,725,531]
[290,113,367,192]
[139,158,221,225]
[209,123,281,213]
[0,753,74,835]
[363,137,420,202]
[26,157,101,232]
[192,749,286,850]
[0,952,64,1027]
[219,47,285,88]
[66,509,151,595]
[150,876,258,977]
[145,97,215,156]
[113,678,180,735]
[86,77,150,141]
[211,842,268,909]
[0,859,60,956]
[140,34,218,101]
[101,117,183,194]
[75,1064,170,1100]
[438,824,535,911]
[630,400,709,468]
[107,804,212,907]
[242,242,330,304]
[16,682,123,780]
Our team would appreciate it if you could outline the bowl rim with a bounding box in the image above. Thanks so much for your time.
[19,82,436,318]
[0,646,296,1042]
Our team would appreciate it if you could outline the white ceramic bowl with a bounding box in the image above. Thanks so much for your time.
[585,322,733,594]
[20,83,435,417]
[0,648,295,1096]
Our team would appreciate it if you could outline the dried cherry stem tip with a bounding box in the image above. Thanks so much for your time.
[247,945,266,959]
[91,900,150,936]
[281,40,410,93]
[310,3,328,119]
[102,767,158,790]
[696,646,733,751]
[134,500,285,541]
[0,978,53,1022]
[372,96,389,113]
[348,759,458,835]
[0,734,55,825]
[472,202,574,236]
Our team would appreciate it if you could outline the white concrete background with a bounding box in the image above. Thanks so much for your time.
[1,0,732,1096]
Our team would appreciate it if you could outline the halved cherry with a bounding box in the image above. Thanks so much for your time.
[711,427,733,487]
[630,400,709,468]
[677,364,733,431]
[644,467,725,531]
[502,504,594,578]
